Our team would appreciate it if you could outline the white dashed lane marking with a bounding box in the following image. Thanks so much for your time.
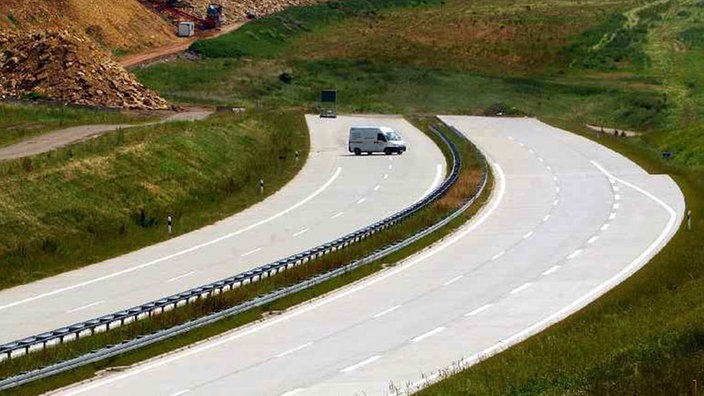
[411,327,446,343]
[510,282,533,295]
[166,271,195,283]
[241,248,262,257]
[373,305,401,319]
[340,356,381,373]
[465,303,493,317]
[443,275,463,286]
[542,265,561,276]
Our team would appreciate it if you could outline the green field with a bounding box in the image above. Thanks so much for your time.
[133,0,704,393]
[0,103,151,148]
[0,111,309,289]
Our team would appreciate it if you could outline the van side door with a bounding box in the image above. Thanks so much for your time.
[376,132,387,150]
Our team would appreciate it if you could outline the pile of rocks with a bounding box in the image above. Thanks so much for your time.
[0,30,168,109]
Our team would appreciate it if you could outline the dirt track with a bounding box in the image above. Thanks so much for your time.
[0,110,213,162]
[118,23,244,69]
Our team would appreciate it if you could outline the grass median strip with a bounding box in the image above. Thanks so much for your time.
[0,118,491,395]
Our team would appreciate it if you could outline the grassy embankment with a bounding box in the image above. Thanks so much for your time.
[0,103,151,148]
[1,119,490,395]
[134,0,704,393]
[0,110,309,289]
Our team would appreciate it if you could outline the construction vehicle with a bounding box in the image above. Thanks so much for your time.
[145,1,223,31]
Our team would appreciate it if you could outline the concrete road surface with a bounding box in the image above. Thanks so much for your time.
[52,117,685,396]
[0,115,445,344]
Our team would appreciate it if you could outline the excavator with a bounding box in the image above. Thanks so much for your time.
[146,0,223,30]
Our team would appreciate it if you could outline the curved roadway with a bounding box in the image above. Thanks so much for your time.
[0,115,445,344]
[52,116,685,396]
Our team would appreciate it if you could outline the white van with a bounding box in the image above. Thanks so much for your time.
[348,126,407,156]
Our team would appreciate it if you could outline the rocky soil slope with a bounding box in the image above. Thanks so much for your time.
[187,0,318,23]
[0,31,168,109]
[0,0,176,53]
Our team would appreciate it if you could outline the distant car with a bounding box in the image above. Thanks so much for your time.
[348,126,406,155]
[320,109,337,118]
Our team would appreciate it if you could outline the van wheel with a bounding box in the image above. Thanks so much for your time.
[354,148,361,156]
[384,148,392,155]
[367,152,372,155]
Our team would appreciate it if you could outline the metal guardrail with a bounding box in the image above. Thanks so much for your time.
[0,120,488,391]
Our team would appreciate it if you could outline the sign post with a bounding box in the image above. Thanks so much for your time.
[320,89,337,118]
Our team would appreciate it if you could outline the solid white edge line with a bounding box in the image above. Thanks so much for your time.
[411,327,446,343]
[276,342,313,358]
[166,271,195,283]
[373,305,401,319]
[416,164,444,203]
[509,282,533,295]
[443,275,463,286]
[465,303,493,317]
[0,167,344,312]
[59,161,506,395]
[340,355,381,373]
[407,158,680,394]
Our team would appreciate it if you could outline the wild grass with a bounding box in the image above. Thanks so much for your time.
[189,0,444,59]
[0,103,150,148]
[138,0,673,132]
[0,110,309,289]
[0,119,489,395]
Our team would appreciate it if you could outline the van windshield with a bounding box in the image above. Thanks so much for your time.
[385,131,401,141]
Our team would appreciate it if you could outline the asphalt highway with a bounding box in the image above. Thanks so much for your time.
[53,116,685,396]
[0,115,445,344]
